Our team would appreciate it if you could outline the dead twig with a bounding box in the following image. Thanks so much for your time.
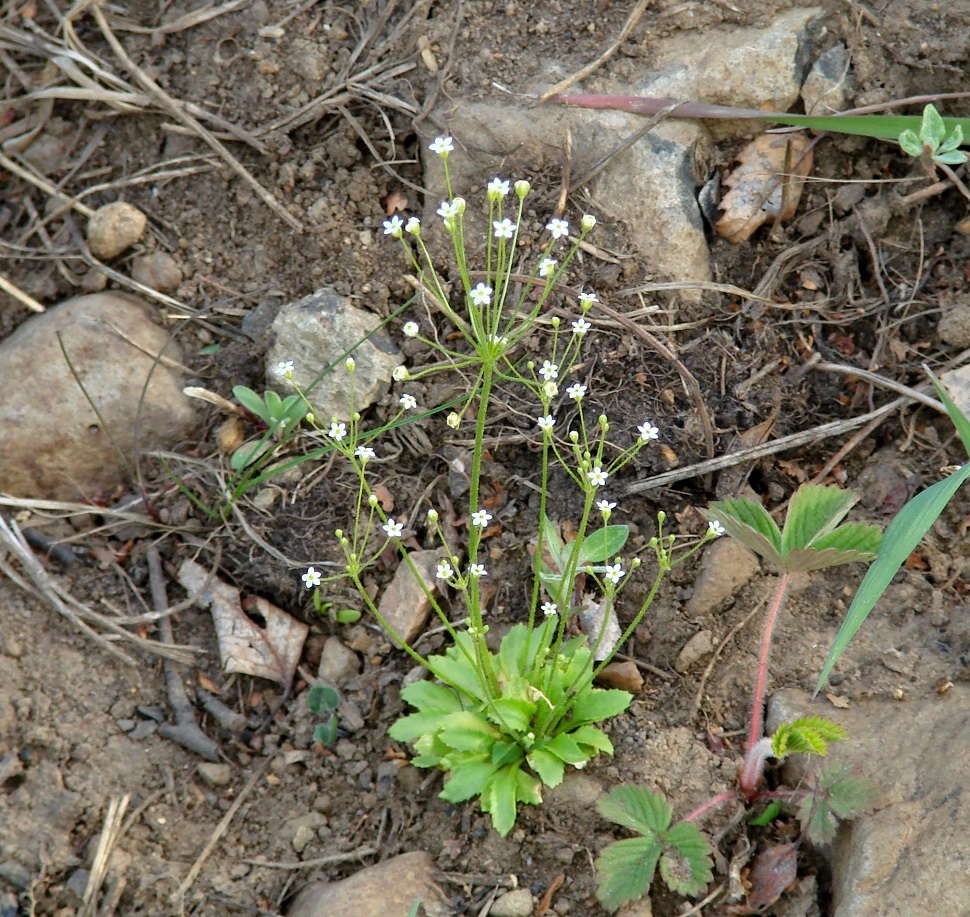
[0,271,46,312]
[81,794,130,917]
[147,546,223,762]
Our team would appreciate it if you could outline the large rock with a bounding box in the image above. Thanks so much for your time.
[287,850,449,917]
[0,293,196,500]
[768,686,970,917]
[266,287,402,422]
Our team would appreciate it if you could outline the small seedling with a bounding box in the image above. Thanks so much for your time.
[898,103,968,168]
[312,591,362,625]
[231,385,307,469]
[307,684,340,747]
[595,483,881,911]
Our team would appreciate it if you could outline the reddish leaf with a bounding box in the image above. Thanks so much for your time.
[745,842,798,911]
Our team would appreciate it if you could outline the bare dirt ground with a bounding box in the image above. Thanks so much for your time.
[2,0,970,915]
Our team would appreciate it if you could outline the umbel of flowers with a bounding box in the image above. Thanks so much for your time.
[290,137,721,835]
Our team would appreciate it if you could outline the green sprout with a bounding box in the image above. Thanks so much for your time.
[307,684,340,747]
[898,103,968,167]
[230,383,307,470]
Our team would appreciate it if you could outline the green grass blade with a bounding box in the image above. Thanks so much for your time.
[930,372,970,457]
[759,112,970,142]
[814,463,970,693]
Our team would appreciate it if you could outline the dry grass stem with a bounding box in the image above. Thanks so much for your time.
[81,794,131,917]
[0,271,46,311]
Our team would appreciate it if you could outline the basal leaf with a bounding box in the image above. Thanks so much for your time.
[430,648,489,702]
[543,732,587,765]
[488,696,535,734]
[497,622,546,679]
[578,525,630,564]
[440,756,500,802]
[780,484,857,554]
[233,385,269,419]
[388,711,449,744]
[569,724,615,754]
[659,822,714,896]
[437,711,499,751]
[815,461,970,693]
[527,748,566,787]
[398,679,464,714]
[515,767,543,805]
[595,837,662,913]
[704,497,783,565]
[487,764,520,836]
[567,688,632,726]
[597,785,672,836]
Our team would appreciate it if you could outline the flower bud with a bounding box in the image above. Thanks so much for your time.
[403,321,420,337]
[345,357,356,372]
[368,494,378,507]
[392,365,410,382]
[581,213,597,231]
[514,179,531,198]
[427,508,439,523]
[446,412,461,429]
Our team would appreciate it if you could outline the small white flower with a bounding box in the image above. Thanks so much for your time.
[274,360,294,377]
[487,177,510,198]
[541,601,558,616]
[392,366,410,382]
[487,334,510,348]
[514,179,531,198]
[470,283,493,307]
[546,218,569,239]
[405,216,421,235]
[355,445,376,463]
[604,563,625,585]
[399,393,417,410]
[437,200,460,221]
[708,520,726,537]
[446,412,461,429]
[597,500,616,513]
[329,421,347,441]
[382,215,404,237]
[345,357,356,372]
[538,258,557,279]
[539,360,559,381]
[402,321,420,337]
[581,214,597,231]
[469,563,487,577]
[436,561,454,580]
[542,381,559,399]
[572,318,591,335]
[566,383,587,401]
[587,466,609,487]
[383,519,404,538]
[537,414,555,432]
[637,421,660,442]
[429,136,454,156]
[302,567,322,588]
[578,290,598,306]
[471,509,492,527]
[493,218,516,239]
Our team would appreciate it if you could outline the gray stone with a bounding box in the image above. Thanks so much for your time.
[767,686,970,917]
[801,43,853,115]
[685,538,760,616]
[938,305,970,349]
[197,762,232,787]
[545,772,605,813]
[377,549,445,645]
[316,637,361,687]
[131,252,183,292]
[266,287,403,422]
[287,850,449,917]
[87,201,147,259]
[491,887,534,917]
[674,630,715,673]
[0,293,197,500]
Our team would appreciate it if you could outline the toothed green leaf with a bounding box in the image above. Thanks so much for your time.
[598,785,672,835]
[771,716,847,759]
[705,497,782,565]
[658,822,713,896]
[595,837,663,912]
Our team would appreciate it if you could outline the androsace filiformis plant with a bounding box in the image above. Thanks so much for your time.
[285,136,720,835]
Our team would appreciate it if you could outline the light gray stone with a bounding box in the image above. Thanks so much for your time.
[266,287,402,421]
[316,637,361,687]
[685,538,760,616]
[0,293,197,500]
[490,887,534,917]
[131,252,183,292]
[767,686,970,917]
[196,763,232,787]
[87,201,147,259]
[287,851,449,917]
[377,549,445,645]
[674,630,715,673]
[801,43,853,115]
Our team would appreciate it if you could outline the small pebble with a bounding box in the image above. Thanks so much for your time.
[490,888,534,917]
[197,762,232,787]
[675,630,715,673]
[131,252,183,292]
[596,660,644,693]
[87,201,147,259]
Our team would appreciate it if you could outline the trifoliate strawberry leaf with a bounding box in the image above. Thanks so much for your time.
[704,496,783,565]
[595,836,662,912]
[658,822,713,896]
[597,785,671,836]
[780,484,857,553]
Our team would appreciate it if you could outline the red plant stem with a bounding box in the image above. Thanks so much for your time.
[747,572,793,763]
[683,791,739,824]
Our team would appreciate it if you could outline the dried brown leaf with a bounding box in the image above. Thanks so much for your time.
[178,559,308,687]
[715,133,814,244]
